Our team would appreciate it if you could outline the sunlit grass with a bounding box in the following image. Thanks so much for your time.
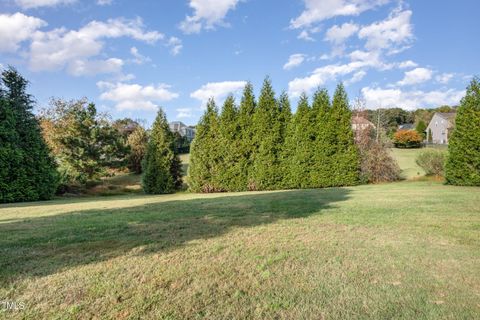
[1,181,479,319]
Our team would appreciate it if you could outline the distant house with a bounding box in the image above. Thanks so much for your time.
[426,112,456,144]
[352,116,375,131]
[351,116,375,142]
[398,123,415,130]
[169,121,196,141]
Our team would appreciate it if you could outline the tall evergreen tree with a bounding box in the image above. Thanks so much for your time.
[237,82,256,190]
[329,83,360,186]
[217,95,243,191]
[445,77,480,185]
[251,77,283,190]
[0,67,58,202]
[310,88,334,187]
[283,93,313,188]
[142,109,182,194]
[188,99,222,192]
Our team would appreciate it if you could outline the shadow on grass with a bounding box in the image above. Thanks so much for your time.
[0,188,350,285]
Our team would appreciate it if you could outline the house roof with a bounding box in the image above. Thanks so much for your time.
[399,123,415,130]
[437,112,456,122]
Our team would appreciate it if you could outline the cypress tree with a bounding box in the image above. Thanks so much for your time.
[310,88,334,187]
[0,67,58,203]
[217,95,243,191]
[445,77,480,185]
[283,93,313,188]
[278,91,292,188]
[237,82,256,190]
[188,98,222,192]
[142,109,182,194]
[330,83,360,186]
[251,77,283,190]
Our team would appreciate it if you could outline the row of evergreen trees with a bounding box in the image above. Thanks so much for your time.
[188,78,360,192]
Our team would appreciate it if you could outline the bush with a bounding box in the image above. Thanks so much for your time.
[394,129,423,148]
[416,149,446,176]
[356,127,401,183]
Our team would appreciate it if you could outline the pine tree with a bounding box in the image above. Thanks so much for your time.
[310,88,334,187]
[0,67,58,203]
[415,120,427,139]
[278,92,292,187]
[237,82,256,190]
[329,83,360,186]
[217,95,243,191]
[251,77,283,190]
[142,109,182,194]
[188,99,222,192]
[283,93,312,188]
[445,77,480,185]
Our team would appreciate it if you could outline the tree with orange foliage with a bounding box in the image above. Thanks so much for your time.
[393,129,423,148]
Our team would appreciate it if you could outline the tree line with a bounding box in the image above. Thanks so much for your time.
[188,78,360,192]
[1,67,479,203]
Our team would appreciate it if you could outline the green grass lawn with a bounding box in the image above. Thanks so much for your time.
[390,147,448,180]
[1,181,479,319]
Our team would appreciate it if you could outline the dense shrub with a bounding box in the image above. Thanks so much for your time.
[356,127,401,183]
[142,109,182,194]
[416,149,446,176]
[0,67,58,203]
[127,126,148,174]
[445,77,480,185]
[393,129,423,148]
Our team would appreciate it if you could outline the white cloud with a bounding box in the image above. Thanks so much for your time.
[361,86,464,110]
[325,22,359,44]
[290,0,389,29]
[358,8,413,53]
[0,13,46,52]
[98,82,179,111]
[130,47,150,65]
[29,17,163,75]
[191,81,246,105]
[283,54,307,70]
[288,50,392,96]
[397,67,432,86]
[436,73,454,84]
[298,30,315,41]
[167,37,182,56]
[179,0,241,34]
[397,60,417,69]
[346,70,366,85]
[96,0,112,5]
[15,0,75,9]
[176,108,193,118]
[68,58,123,76]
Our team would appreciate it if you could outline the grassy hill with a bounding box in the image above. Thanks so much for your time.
[1,181,479,319]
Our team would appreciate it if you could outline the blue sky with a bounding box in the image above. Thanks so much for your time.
[0,0,478,126]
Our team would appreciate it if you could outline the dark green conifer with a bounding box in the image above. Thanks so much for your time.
[237,83,257,190]
[310,88,334,187]
[329,83,360,186]
[251,77,283,190]
[218,95,243,191]
[445,77,480,185]
[188,99,222,192]
[142,109,182,194]
[0,67,58,202]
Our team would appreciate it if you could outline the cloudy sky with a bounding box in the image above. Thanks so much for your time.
[0,0,478,125]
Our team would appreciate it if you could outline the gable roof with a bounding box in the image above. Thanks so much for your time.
[436,112,456,122]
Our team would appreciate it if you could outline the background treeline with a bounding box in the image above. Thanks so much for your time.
[365,105,457,138]
[189,78,362,192]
